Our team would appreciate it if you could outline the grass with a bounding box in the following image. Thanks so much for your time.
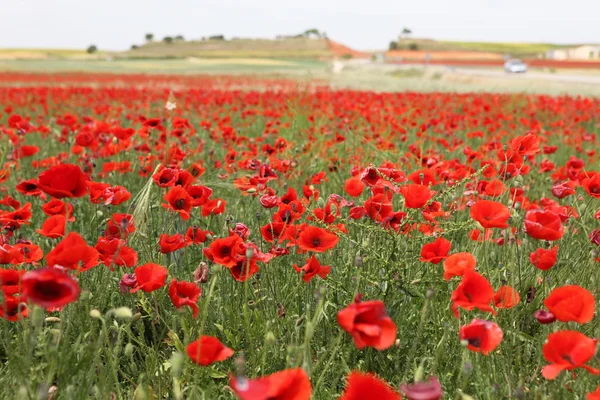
[0,74,598,399]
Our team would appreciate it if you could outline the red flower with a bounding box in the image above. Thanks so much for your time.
[36,215,66,238]
[459,319,503,355]
[46,232,99,272]
[543,285,595,324]
[0,268,26,295]
[419,237,451,264]
[162,186,193,220]
[131,263,168,293]
[587,385,600,400]
[541,330,599,380]
[152,166,179,187]
[400,376,443,400]
[451,271,496,317]
[168,279,201,318]
[42,199,75,222]
[293,255,331,282]
[524,209,564,241]
[493,285,520,309]
[95,237,138,269]
[11,243,43,264]
[21,268,80,311]
[337,296,397,350]
[340,371,401,400]
[400,184,432,209]
[230,368,311,400]
[0,296,28,322]
[551,181,576,199]
[443,252,476,281]
[529,246,558,270]
[583,173,600,198]
[344,176,365,197]
[105,213,135,239]
[185,227,212,244]
[470,200,510,229]
[534,310,556,324]
[204,235,245,268]
[297,226,339,253]
[186,335,233,366]
[158,233,190,254]
[37,164,88,199]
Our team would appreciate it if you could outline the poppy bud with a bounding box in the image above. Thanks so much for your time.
[90,309,102,319]
[265,331,276,345]
[400,376,443,400]
[111,307,133,320]
[169,352,185,378]
[124,343,134,357]
[193,262,209,283]
[132,313,142,323]
[45,317,61,324]
[533,310,556,324]
[354,253,363,267]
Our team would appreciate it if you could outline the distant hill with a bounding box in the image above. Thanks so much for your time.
[120,37,348,59]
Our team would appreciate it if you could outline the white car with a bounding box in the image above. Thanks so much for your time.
[504,59,527,73]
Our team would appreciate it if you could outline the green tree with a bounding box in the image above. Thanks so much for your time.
[145,33,154,42]
[86,45,98,54]
[389,41,399,51]
[163,36,173,44]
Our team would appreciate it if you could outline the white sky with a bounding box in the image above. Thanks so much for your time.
[1,0,599,50]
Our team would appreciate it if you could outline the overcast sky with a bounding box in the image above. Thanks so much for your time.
[2,0,599,51]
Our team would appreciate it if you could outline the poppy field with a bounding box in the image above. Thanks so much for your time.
[0,72,599,399]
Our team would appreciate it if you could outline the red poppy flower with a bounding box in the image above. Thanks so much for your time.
[363,192,393,221]
[459,319,503,355]
[21,268,80,311]
[159,233,190,254]
[451,271,496,317]
[185,227,212,244]
[483,179,507,197]
[0,268,26,295]
[293,255,331,282]
[470,200,510,229]
[400,184,432,209]
[541,330,599,380]
[186,335,233,366]
[102,185,131,206]
[297,226,339,253]
[0,295,28,322]
[493,285,520,309]
[340,371,401,400]
[529,246,558,270]
[510,133,540,156]
[419,237,451,264]
[187,185,213,207]
[337,296,397,350]
[105,213,135,239]
[162,186,193,220]
[0,244,14,264]
[344,176,365,197]
[95,237,138,269]
[534,310,556,324]
[42,199,75,222]
[524,209,564,241]
[551,181,576,199]
[16,179,44,197]
[11,243,44,264]
[588,385,600,400]
[168,279,201,318]
[400,376,443,400]
[131,263,168,293]
[543,285,595,324]
[201,197,226,216]
[37,164,88,199]
[443,252,476,281]
[46,232,99,272]
[583,173,600,198]
[152,166,179,187]
[230,368,311,400]
[203,235,245,268]
[36,215,66,239]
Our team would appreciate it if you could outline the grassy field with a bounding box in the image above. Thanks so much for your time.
[394,38,578,57]
[0,73,598,399]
